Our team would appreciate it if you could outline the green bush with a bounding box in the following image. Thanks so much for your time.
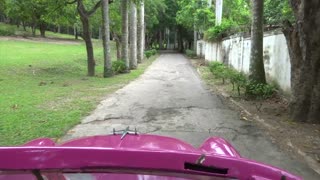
[151,49,157,55]
[208,61,275,99]
[112,60,127,74]
[245,82,275,99]
[209,61,223,72]
[215,65,229,84]
[185,49,196,58]
[144,51,153,59]
[209,62,230,84]
[204,19,237,42]
[0,25,15,36]
[209,62,224,78]
[144,49,157,59]
[229,70,247,96]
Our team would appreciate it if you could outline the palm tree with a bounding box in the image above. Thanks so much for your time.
[137,0,145,63]
[121,0,129,72]
[129,0,138,69]
[101,0,113,77]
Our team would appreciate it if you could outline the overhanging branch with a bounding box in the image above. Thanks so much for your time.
[87,0,102,16]
[77,0,114,18]
[77,0,87,17]
[66,0,77,4]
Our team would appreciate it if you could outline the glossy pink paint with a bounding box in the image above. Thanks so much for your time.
[0,134,302,180]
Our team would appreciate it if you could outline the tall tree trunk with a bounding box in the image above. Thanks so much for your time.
[57,25,61,33]
[53,26,57,33]
[159,30,163,50]
[99,27,102,40]
[145,34,150,50]
[144,24,147,50]
[31,26,36,36]
[74,24,77,39]
[116,38,121,60]
[193,25,197,52]
[102,0,113,77]
[167,28,170,50]
[137,0,145,63]
[39,22,46,38]
[174,29,177,49]
[75,29,79,40]
[178,26,184,52]
[80,16,95,76]
[249,0,266,84]
[112,33,122,60]
[121,0,130,72]
[31,20,36,37]
[163,30,166,49]
[283,0,320,123]
[22,21,27,31]
[129,1,137,69]
[77,0,102,76]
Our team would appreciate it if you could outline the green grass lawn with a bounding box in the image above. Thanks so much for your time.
[0,38,157,146]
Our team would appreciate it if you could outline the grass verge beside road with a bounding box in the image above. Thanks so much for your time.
[0,38,157,145]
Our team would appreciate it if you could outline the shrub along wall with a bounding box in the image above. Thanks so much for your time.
[208,61,275,99]
[197,30,291,94]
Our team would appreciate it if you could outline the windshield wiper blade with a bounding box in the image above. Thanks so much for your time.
[32,170,44,180]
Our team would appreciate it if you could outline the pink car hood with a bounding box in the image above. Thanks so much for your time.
[55,134,241,158]
[0,134,302,180]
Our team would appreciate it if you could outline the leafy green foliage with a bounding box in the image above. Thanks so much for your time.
[4,0,79,36]
[264,0,294,26]
[0,23,15,35]
[145,0,167,31]
[174,0,251,44]
[156,0,178,30]
[0,0,6,16]
[229,70,247,96]
[204,19,236,41]
[223,0,251,26]
[209,61,224,70]
[112,60,127,74]
[109,0,122,36]
[176,0,214,31]
[245,82,275,99]
[185,49,196,58]
[144,49,157,59]
[208,61,275,99]
[139,0,168,49]
[209,61,229,84]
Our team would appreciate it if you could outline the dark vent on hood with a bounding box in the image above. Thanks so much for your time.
[184,162,228,174]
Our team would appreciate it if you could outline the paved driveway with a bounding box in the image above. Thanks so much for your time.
[63,53,319,179]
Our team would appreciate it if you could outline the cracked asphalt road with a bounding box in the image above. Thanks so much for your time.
[62,53,319,179]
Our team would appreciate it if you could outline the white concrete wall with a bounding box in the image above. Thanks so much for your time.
[197,31,291,93]
[197,40,206,58]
